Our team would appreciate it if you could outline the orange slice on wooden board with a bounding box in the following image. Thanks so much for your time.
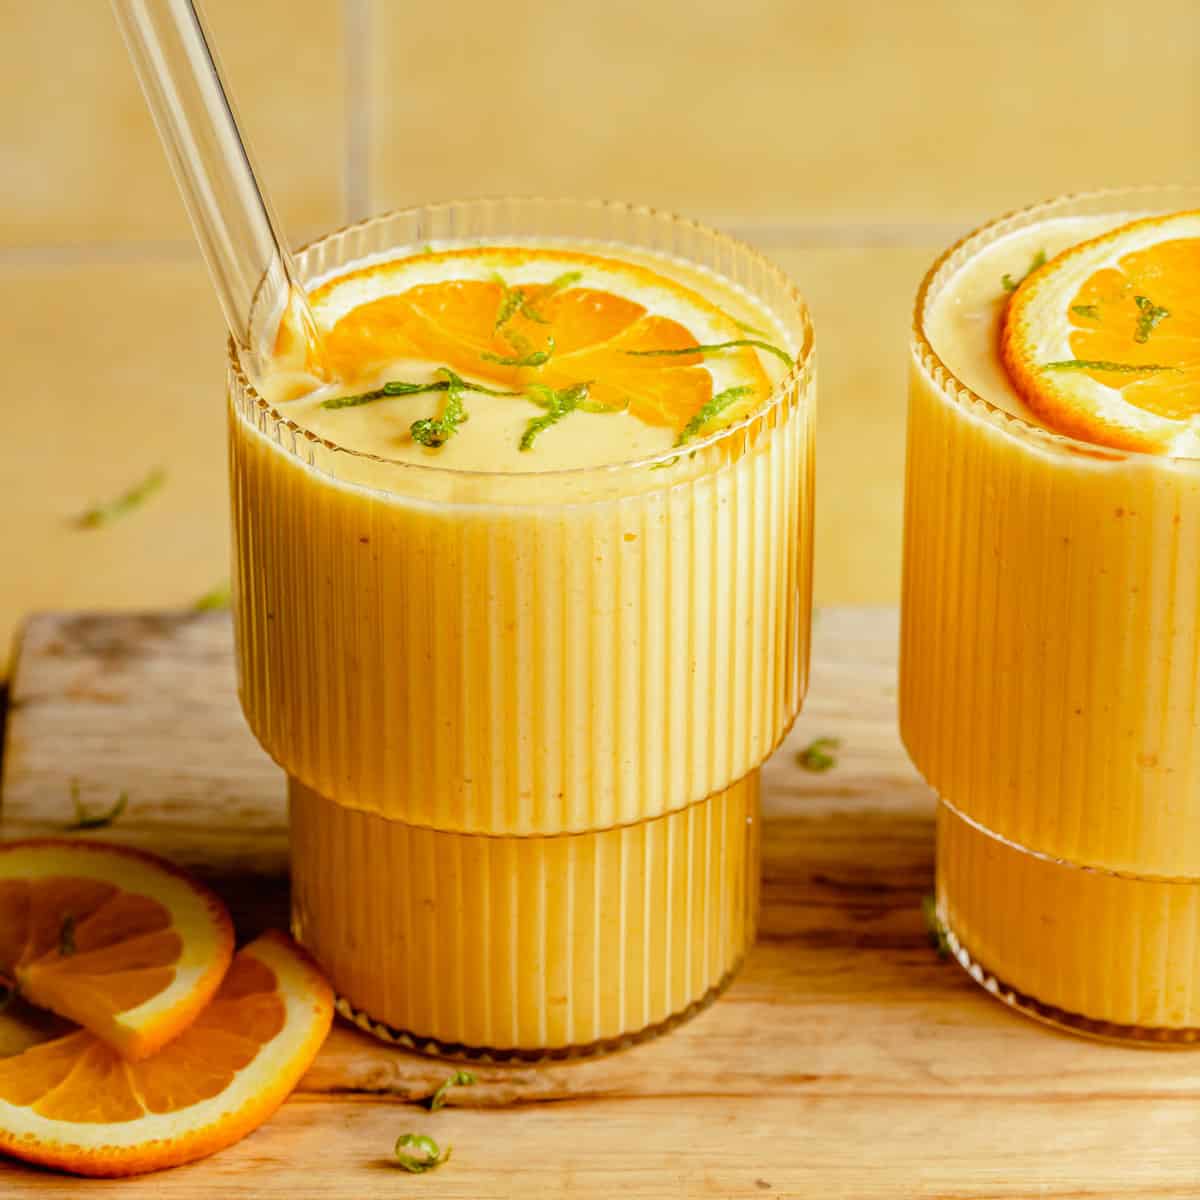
[0,840,233,1061]
[0,931,333,1178]
[1002,211,1200,453]
[310,246,776,437]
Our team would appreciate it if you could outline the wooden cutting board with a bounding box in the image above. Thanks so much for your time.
[2,607,1199,1199]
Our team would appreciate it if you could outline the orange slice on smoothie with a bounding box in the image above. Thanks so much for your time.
[0,840,233,1061]
[310,246,779,438]
[1002,211,1200,452]
[0,931,333,1178]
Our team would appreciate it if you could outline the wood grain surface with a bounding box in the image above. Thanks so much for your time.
[2,607,1199,1198]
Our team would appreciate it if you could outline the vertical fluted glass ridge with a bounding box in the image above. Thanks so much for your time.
[289,773,760,1053]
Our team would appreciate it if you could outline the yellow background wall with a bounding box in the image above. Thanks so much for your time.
[2,0,1198,657]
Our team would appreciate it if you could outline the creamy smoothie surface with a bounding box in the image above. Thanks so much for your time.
[925,214,1129,424]
[261,243,794,474]
[926,208,1200,455]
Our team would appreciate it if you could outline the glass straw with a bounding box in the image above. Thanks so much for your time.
[111,0,331,383]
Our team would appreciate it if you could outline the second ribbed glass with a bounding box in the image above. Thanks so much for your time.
[228,199,815,1058]
[903,186,1200,1042]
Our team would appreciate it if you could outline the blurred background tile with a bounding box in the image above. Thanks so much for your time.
[3,0,1198,661]
[770,245,937,605]
[0,0,346,245]
[368,0,1200,226]
[0,263,229,648]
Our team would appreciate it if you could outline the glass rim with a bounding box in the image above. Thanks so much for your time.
[227,195,815,482]
[911,183,1200,466]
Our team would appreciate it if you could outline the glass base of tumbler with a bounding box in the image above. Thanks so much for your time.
[332,957,745,1065]
[289,772,760,1061]
[936,800,1200,1046]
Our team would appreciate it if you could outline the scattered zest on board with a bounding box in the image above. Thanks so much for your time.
[394,1132,452,1173]
[796,736,841,772]
[193,581,232,611]
[922,895,952,960]
[428,1069,477,1111]
[64,780,128,830]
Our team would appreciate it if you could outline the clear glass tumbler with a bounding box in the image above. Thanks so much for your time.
[903,185,1200,1043]
[227,198,816,1059]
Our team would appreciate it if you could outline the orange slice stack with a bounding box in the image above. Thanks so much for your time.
[1,840,233,1060]
[0,840,333,1178]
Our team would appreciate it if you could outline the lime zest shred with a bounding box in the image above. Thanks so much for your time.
[796,736,840,773]
[76,468,166,529]
[482,332,555,368]
[394,1133,451,1173]
[1133,295,1170,344]
[1001,249,1047,293]
[676,385,754,447]
[520,382,594,450]
[65,781,128,831]
[429,1070,477,1111]
[922,895,951,960]
[193,582,232,611]
[1042,359,1178,374]
[411,369,471,448]
[625,337,793,368]
[321,375,520,411]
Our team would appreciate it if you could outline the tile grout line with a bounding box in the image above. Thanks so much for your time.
[343,0,372,223]
[716,219,972,250]
[0,220,973,269]
[0,241,199,266]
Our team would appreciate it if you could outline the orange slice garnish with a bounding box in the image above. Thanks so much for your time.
[1002,211,1200,452]
[0,931,333,1178]
[0,840,233,1061]
[310,246,776,437]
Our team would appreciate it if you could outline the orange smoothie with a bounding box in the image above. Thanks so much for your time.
[904,187,1200,1039]
[229,200,814,1055]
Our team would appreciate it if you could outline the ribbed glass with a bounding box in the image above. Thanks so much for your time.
[905,186,1200,1042]
[290,772,759,1058]
[227,198,814,1056]
[229,199,814,835]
